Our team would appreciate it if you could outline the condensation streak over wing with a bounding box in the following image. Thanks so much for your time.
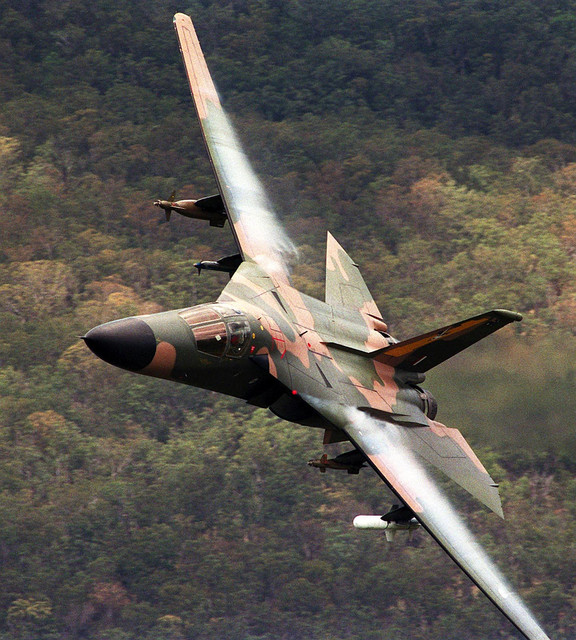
[173,13,296,280]
[348,411,550,640]
[307,399,550,640]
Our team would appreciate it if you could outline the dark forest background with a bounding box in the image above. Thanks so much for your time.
[1,1,576,638]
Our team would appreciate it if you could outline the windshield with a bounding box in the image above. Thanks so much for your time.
[180,305,251,358]
[192,321,228,357]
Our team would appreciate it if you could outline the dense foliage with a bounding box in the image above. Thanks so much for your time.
[1,1,576,638]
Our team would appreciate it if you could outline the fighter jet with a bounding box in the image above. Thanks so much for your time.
[83,14,551,640]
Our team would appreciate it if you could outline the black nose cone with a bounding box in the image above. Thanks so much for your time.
[83,317,157,371]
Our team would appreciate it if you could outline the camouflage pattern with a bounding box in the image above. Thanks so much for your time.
[83,14,550,640]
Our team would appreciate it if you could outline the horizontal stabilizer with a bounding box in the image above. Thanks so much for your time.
[402,421,503,517]
[357,408,503,516]
[375,309,522,372]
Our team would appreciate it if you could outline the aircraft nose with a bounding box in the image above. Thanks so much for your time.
[83,317,157,371]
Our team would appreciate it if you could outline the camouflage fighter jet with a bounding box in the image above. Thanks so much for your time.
[83,14,551,640]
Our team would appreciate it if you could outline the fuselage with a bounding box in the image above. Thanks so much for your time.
[84,283,435,430]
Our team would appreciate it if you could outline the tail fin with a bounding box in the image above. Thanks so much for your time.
[325,232,381,317]
[375,309,522,372]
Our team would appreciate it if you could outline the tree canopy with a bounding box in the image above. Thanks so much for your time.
[1,1,576,638]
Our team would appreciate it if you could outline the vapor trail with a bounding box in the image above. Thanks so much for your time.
[345,408,550,640]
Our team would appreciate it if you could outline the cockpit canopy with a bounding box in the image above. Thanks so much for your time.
[178,304,251,358]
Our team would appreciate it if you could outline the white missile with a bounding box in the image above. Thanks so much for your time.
[353,515,420,542]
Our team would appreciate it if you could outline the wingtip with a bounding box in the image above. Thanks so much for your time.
[173,13,191,28]
[487,483,505,519]
[493,309,523,322]
[494,501,505,519]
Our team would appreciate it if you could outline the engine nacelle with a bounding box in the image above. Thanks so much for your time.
[419,387,438,420]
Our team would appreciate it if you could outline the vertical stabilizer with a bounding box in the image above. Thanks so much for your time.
[325,232,381,316]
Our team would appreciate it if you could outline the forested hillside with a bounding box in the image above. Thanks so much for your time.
[1,1,576,638]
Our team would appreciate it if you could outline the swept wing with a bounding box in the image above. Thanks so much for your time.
[173,13,296,280]
[310,400,550,640]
